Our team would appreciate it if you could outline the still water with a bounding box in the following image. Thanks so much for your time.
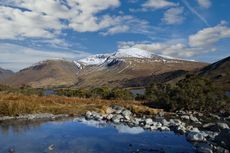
[0,119,195,153]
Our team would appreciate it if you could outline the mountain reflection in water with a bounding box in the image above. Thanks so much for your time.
[0,118,195,153]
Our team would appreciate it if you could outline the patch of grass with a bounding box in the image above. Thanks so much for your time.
[0,92,160,117]
[128,105,163,116]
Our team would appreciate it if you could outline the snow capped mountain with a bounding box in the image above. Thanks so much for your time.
[77,48,182,66]
[3,47,207,88]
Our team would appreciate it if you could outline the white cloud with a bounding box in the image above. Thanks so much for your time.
[0,0,147,42]
[143,0,176,9]
[0,43,91,71]
[119,41,193,58]
[162,7,184,25]
[118,38,216,59]
[0,5,61,39]
[189,22,230,47]
[197,0,211,8]
[101,25,129,36]
[118,22,230,59]
[100,16,151,36]
[67,0,121,32]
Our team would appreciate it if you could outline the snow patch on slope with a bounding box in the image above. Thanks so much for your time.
[79,54,111,66]
[73,61,83,69]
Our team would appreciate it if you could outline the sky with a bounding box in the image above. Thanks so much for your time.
[0,0,230,71]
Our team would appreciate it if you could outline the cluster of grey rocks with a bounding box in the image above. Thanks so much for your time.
[82,105,230,153]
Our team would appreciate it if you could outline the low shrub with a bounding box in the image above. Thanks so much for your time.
[55,87,134,100]
[145,75,230,113]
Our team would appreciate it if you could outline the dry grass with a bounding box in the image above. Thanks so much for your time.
[0,92,162,117]
[127,105,163,116]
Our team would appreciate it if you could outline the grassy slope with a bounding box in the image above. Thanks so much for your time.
[0,67,14,82]
[4,60,80,88]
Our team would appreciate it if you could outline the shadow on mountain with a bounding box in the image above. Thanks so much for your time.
[122,70,188,87]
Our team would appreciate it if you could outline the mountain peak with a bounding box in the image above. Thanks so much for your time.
[77,48,184,66]
[78,54,111,66]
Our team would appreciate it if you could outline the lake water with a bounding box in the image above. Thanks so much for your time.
[130,88,145,96]
[0,119,195,153]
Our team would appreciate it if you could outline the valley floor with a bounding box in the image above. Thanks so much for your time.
[0,92,161,118]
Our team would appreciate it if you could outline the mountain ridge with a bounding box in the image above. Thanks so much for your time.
[4,60,80,88]
[1,48,211,88]
[198,56,230,90]
[0,67,14,83]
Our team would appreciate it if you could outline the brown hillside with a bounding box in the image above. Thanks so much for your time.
[4,60,80,88]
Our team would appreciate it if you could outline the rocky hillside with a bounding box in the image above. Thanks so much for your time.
[73,48,206,88]
[0,67,14,83]
[75,57,206,88]
[4,60,81,88]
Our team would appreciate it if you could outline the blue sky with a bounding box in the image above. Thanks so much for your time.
[0,0,230,71]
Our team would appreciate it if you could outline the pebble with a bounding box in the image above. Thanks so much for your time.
[48,144,55,151]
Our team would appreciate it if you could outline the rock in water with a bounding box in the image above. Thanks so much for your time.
[85,111,92,119]
[187,132,205,142]
[159,126,170,131]
[8,148,15,153]
[48,144,55,151]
